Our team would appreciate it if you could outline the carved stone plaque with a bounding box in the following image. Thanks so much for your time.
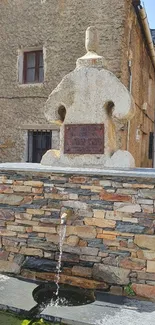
[64,124,104,154]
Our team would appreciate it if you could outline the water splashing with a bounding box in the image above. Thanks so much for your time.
[55,212,67,305]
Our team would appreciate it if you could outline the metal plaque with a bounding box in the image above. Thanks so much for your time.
[64,124,104,154]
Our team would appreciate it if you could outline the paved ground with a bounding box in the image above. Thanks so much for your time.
[0,275,155,325]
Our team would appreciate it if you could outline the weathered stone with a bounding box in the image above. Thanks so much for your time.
[0,185,12,193]
[141,205,153,213]
[0,230,16,237]
[114,203,141,213]
[93,264,130,285]
[45,193,68,200]
[62,200,88,210]
[13,254,25,265]
[139,189,155,199]
[28,238,57,251]
[84,218,116,228]
[17,219,39,226]
[33,226,56,233]
[22,257,57,272]
[66,226,96,239]
[137,199,153,205]
[137,250,155,260]
[68,193,78,200]
[120,258,145,270]
[24,181,43,187]
[147,261,155,273]
[134,235,155,250]
[0,194,23,206]
[55,252,79,263]
[100,190,131,202]
[66,235,79,246]
[39,218,60,225]
[79,239,87,247]
[116,188,137,195]
[0,260,20,274]
[72,266,92,278]
[103,239,119,247]
[80,247,98,256]
[46,234,60,244]
[132,283,155,299]
[20,247,43,257]
[105,211,122,221]
[15,213,32,220]
[44,252,55,259]
[35,272,108,289]
[116,222,145,234]
[0,209,14,221]
[0,221,5,226]
[87,239,102,247]
[99,180,112,186]
[69,176,89,184]
[61,245,81,255]
[122,217,138,223]
[2,238,19,247]
[80,255,101,262]
[77,209,93,218]
[7,225,26,233]
[102,255,118,266]
[123,183,154,189]
[0,251,9,261]
[137,271,155,281]
[13,186,32,192]
[110,286,123,295]
[27,209,44,215]
[93,209,105,218]
[32,188,43,194]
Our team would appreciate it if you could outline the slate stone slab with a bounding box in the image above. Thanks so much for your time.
[0,275,37,311]
[22,257,57,272]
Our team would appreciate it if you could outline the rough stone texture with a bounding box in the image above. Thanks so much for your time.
[0,169,155,298]
[147,261,155,273]
[0,260,20,274]
[0,194,23,205]
[134,235,155,250]
[22,257,57,272]
[72,266,92,278]
[93,264,130,285]
[132,283,155,300]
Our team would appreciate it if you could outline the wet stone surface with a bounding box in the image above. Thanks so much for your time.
[0,276,155,325]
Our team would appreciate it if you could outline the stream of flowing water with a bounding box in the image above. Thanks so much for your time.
[55,213,67,306]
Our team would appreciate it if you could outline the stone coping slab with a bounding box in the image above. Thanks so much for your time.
[0,162,155,179]
[0,275,37,311]
[0,276,155,325]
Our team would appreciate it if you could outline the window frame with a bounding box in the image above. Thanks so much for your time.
[23,50,44,84]
[27,130,52,163]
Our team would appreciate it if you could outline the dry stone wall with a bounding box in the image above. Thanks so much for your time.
[0,168,155,299]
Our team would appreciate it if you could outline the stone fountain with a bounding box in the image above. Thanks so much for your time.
[41,26,135,168]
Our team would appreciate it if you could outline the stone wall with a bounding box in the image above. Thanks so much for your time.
[120,1,155,167]
[0,165,155,299]
[0,0,125,163]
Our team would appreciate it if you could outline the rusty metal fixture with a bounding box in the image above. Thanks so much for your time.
[64,124,104,154]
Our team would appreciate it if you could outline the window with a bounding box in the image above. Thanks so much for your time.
[27,131,52,163]
[23,50,44,83]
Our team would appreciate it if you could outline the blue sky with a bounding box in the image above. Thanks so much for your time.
[143,0,155,28]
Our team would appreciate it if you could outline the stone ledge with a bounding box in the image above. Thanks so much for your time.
[0,163,155,179]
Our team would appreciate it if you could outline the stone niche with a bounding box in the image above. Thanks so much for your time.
[41,27,135,168]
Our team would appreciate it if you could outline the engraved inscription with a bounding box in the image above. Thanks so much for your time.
[64,124,104,154]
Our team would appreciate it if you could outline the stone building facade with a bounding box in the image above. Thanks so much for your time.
[0,0,155,167]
